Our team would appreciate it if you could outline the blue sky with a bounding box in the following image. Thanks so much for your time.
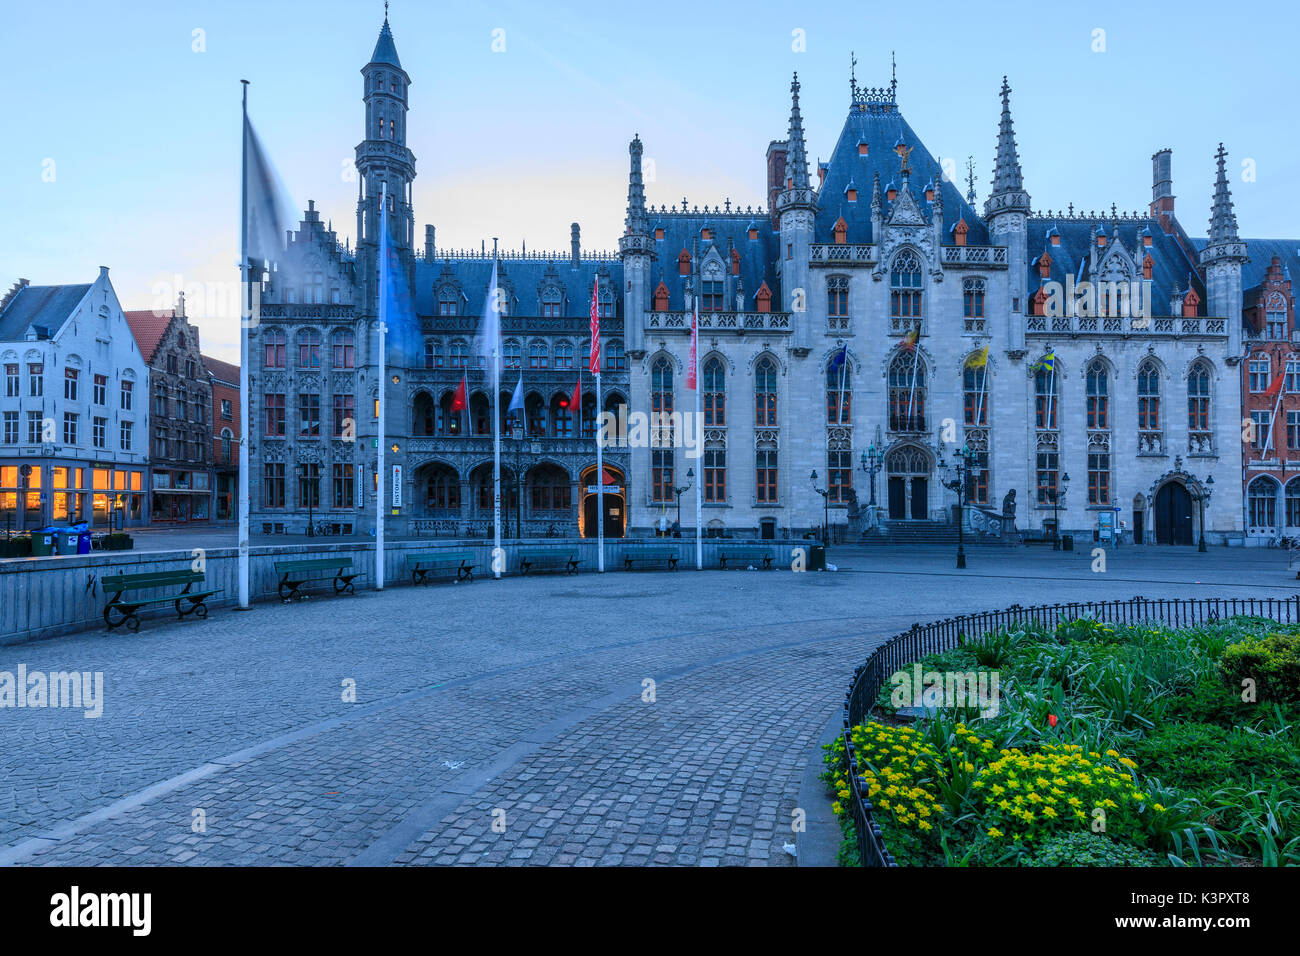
[2,0,1297,362]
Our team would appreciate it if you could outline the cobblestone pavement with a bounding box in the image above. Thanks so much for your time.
[0,546,1287,866]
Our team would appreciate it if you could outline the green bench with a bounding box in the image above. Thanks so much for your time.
[406,551,475,585]
[718,548,773,570]
[274,557,359,601]
[518,548,581,575]
[623,546,679,571]
[102,569,222,632]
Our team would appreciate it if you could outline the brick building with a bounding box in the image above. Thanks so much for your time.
[202,354,240,521]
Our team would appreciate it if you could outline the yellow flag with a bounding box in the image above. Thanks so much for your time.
[966,346,989,368]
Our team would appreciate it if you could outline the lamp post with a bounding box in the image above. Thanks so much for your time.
[674,467,693,535]
[810,470,829,545]
[1198,474,1214,552]
[295,463,315,537]
[939,444,976,569]
[859,443,881,508]
[1050,471,1070,550]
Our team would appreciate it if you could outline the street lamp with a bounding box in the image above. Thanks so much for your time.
[859,443,882,508]
[673,467,694,536]
[939,444,977,569]
[1198,475,1214,552]
[1050,471,1071,550]
[295,463,316,537]
[810,470,829,545]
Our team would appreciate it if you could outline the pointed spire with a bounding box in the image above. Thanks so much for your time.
[625,134,649,236]
[965,156,977,205]
[992,77,1023,194]
[984,77,1031,217]
[786,73,809,190]
[1208,143,1239,245]
[871,172,882,212]
[370,12,401,68]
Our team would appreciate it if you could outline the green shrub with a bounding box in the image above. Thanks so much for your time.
[1131,722,1298,792]
[1219,633,1300,705]
[1025,831,1162,867]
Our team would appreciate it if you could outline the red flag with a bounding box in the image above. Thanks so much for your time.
[603,467,618,484]
[589,276,601,374]
[570,378,582,420]
[1263,372,1285,403]
[450,374,468,412]
[687,301,698,390]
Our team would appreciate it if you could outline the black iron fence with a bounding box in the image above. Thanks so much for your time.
[840,594,1300,868]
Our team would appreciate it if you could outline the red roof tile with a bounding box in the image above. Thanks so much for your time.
[201,354,240,385]
[123,309,175,364]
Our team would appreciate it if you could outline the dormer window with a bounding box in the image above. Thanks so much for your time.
[845,186,858,202]
[748,227,758,240]
[886,185,898,202]
[654,227,664,240]
[678,249,691,275]
[755,281,772,314]
[701,228,712,240]
[541,286,563,318]
[653,280,670,311]
[1050,232,1061,246]
[1037,250,1052,278]
[858,142,869,156]
[833,217,848,245]
[1031,286,1050,317]
[1142,255,1153,280]
[731,249,741,275]
[702,280,724,312]
[953,218,969,248]
[1096,232,1107,247]
[1182,288,1200,318]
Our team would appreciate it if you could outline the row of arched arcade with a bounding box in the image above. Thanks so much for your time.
[409,460,626,539]
[411,388,626,439]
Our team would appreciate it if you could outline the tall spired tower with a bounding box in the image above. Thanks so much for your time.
[355,12,416,315]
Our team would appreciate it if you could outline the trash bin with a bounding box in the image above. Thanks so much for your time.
[808,543,827,571]
[77,529,92,554]
[31,528,56,556]
[1060,534,1074,552]
[59,529,80,554]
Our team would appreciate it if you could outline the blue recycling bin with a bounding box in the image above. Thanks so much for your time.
[77,529,91,554]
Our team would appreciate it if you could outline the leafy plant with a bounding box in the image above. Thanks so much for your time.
[1025,831,1163,866]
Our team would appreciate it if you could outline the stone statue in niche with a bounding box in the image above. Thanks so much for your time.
[1002,488,1017,517]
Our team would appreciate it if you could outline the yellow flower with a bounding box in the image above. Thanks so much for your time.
[987,827,1003,838]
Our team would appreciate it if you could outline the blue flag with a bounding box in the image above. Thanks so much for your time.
[378,195,421,366]
[829,344,847,371]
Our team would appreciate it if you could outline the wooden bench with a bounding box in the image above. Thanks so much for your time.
[102,569,222,632]
[1021,531,1054,545]
[406,551,475,585]
[623,547,679,571]
[274,558,359,601]
[718,548,773,570]
[518,548,581,575]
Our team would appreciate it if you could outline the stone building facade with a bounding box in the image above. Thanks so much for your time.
[246,13,1295,545]
[202,354,240,521]
[124,297,216,523]
[0,268,150,531]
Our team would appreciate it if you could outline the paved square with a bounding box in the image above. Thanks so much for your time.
[0,546,1289,866]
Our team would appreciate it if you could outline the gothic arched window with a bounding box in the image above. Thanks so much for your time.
[1249,475,1278,529]
[1034,361,1057,429]
[963,359,987,427]
[1137,360,1160,434]
[449,341,469,369]
[529,341,548,370]
[754,357,778,427]
[1086,359,1109,429]
[890,250,923,322]
[263,329,286,369]
[503,339,521,369]
[554,341,574,370]
[297,329,321,369]
[332,329,355,369]
[1188,362,1211,434]
[888,350,925,431]
[541,286,563,318]
[826,354,851,424]
[703,358,725,426]
[652,358,674,501]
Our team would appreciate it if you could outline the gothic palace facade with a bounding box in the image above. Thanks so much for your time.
[247,14,1298,545]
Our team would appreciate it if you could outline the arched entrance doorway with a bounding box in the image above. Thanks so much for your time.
[885,445,931,521]
[1153,481,1193,545]
[1131,494,1145,545]
[580,465,624,538]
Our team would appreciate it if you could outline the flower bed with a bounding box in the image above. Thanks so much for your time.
[825,614,1300,866]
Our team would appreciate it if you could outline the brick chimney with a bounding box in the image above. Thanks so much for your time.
[425,224,435,260]
[1150,148,1176,233]
[571,223,581,267]
[0,278,30,314]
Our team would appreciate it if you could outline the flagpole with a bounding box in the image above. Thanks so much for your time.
[595,276,605,573]
[692,302,702,569]
[906,336,920,429]
[376,182,387,591]
[837,346,848,427]
[974,351,988,429]
[237,80,251,610]
[492,239,502,579]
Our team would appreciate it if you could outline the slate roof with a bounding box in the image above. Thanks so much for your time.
[1191,237,1300,294]
[644,216,780,312]
[123,309,175,363]
[0,283,91,342]
[370,19,402,70]
[815,104,990,246]
[202,354,240,385]
[1027,218,1202,317]
[413,257,624,322]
